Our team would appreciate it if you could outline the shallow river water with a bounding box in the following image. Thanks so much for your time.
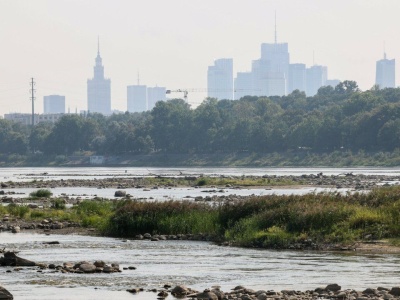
[1,167,400,299]
[1,232,400,300]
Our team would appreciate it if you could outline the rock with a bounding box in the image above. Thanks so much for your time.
[326,284,341,292]
[94,260,106,268]
[157,290,168,298]
[171,285,189,297]
[43,241,60,245]
[390,287,400,296]
[0,252,36,267]
[143,233,152,239]
[114,190,126,197]
[102,266,114,273]
[1,183,8,188]
[0,286,13,299]
[11,226,20,233]
[363,288,376,295]
[79,263,96,273]
[257,293,267,300]
[0,191,4,195]
[196,290,218,300]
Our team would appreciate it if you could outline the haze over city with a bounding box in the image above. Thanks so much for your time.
[1,0,399,116]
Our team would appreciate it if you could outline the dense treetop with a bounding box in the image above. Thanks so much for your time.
[2,81,400,156]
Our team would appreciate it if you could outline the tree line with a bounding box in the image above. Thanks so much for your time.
[2,81,400,156]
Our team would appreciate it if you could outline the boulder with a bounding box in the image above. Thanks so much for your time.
[79,263,96,273]
[94,260,106,268]
[11,226,20,234]
[114,190,126,197]
[0,252,36,267]
[196,290,218,300]
[171,285,189,297]
[326,284,341,292]
[390,287,400,296]
[0,286,13,299]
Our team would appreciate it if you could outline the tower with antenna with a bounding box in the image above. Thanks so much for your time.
[87,37,111,115]
[252,12,289,97]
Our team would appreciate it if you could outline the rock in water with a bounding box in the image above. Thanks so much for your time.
[0,252,36,267]
[0,286,13,299]
[114,190,126,197]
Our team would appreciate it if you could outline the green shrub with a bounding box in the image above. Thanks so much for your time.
[51,199,66,210]
[7,204,29,218]
[30,189,52,198]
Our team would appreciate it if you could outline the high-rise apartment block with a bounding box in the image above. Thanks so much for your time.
[87,41,111,115]
[288,64,306,93]
[207,58,233,100]
[43,95,65,114]
[127,85,147,113]
[376,53,395,89]
[234,72,253,100]
[147,87,167,110]
[127,85,166,112]
[306,65,327,96]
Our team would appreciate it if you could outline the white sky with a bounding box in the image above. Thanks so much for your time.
[0,0,399,115]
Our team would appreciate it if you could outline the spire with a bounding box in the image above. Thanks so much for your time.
[137,71,140,85]
[274,11,277,44]
[383,41,387,59]
[97,36,100,56]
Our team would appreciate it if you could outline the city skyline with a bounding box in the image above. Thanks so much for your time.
[1,0,400,116]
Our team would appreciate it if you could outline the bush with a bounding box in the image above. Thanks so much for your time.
[51,199,66,210]
[30,189,52,198]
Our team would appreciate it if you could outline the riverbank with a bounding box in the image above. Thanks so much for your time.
[2,150,400,167]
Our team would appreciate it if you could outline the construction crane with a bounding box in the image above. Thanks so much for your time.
[165,89,192,102]
[166,88,259,104]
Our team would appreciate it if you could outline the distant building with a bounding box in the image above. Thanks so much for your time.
[4,113,63,125]
[147,86,166,110]
[43,95,65,114]
[376,53,395,89]
[87,41,111,115]
[325,79,340,88]
[127,85,147,112]
[207,58,234,100]
[288,63,306,93]
[306,65,328,96]
[234,72,253,100]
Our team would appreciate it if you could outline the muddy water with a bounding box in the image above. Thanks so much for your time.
[1,232,400,299]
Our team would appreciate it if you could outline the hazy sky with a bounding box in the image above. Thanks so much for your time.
[1,0,399,116]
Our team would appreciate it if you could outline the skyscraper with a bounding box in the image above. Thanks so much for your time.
[127,85,147,113]
[234,72,253,100]
[43,95,65,114]
[87,40,111,115]
[207,58,233,100]
[288,63,306,93]
[376,53,395,89]
[306,65,327,96]
[147,86,167,110]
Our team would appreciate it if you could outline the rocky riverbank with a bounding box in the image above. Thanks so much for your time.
[141,284,400,300]
[1,173,399,190]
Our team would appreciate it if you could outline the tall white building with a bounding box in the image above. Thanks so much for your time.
[43,95,65,114]
[306,65,327,96]
[376,53,395,89]
[234,72,253,100]
[288,63,306,93]
[87,41,111,115]
[207,58,233,100]
[147,86,166,110]
[127,85,147,113]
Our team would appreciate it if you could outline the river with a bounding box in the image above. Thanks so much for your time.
[1,232,400,300]
[1,167,400,299]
